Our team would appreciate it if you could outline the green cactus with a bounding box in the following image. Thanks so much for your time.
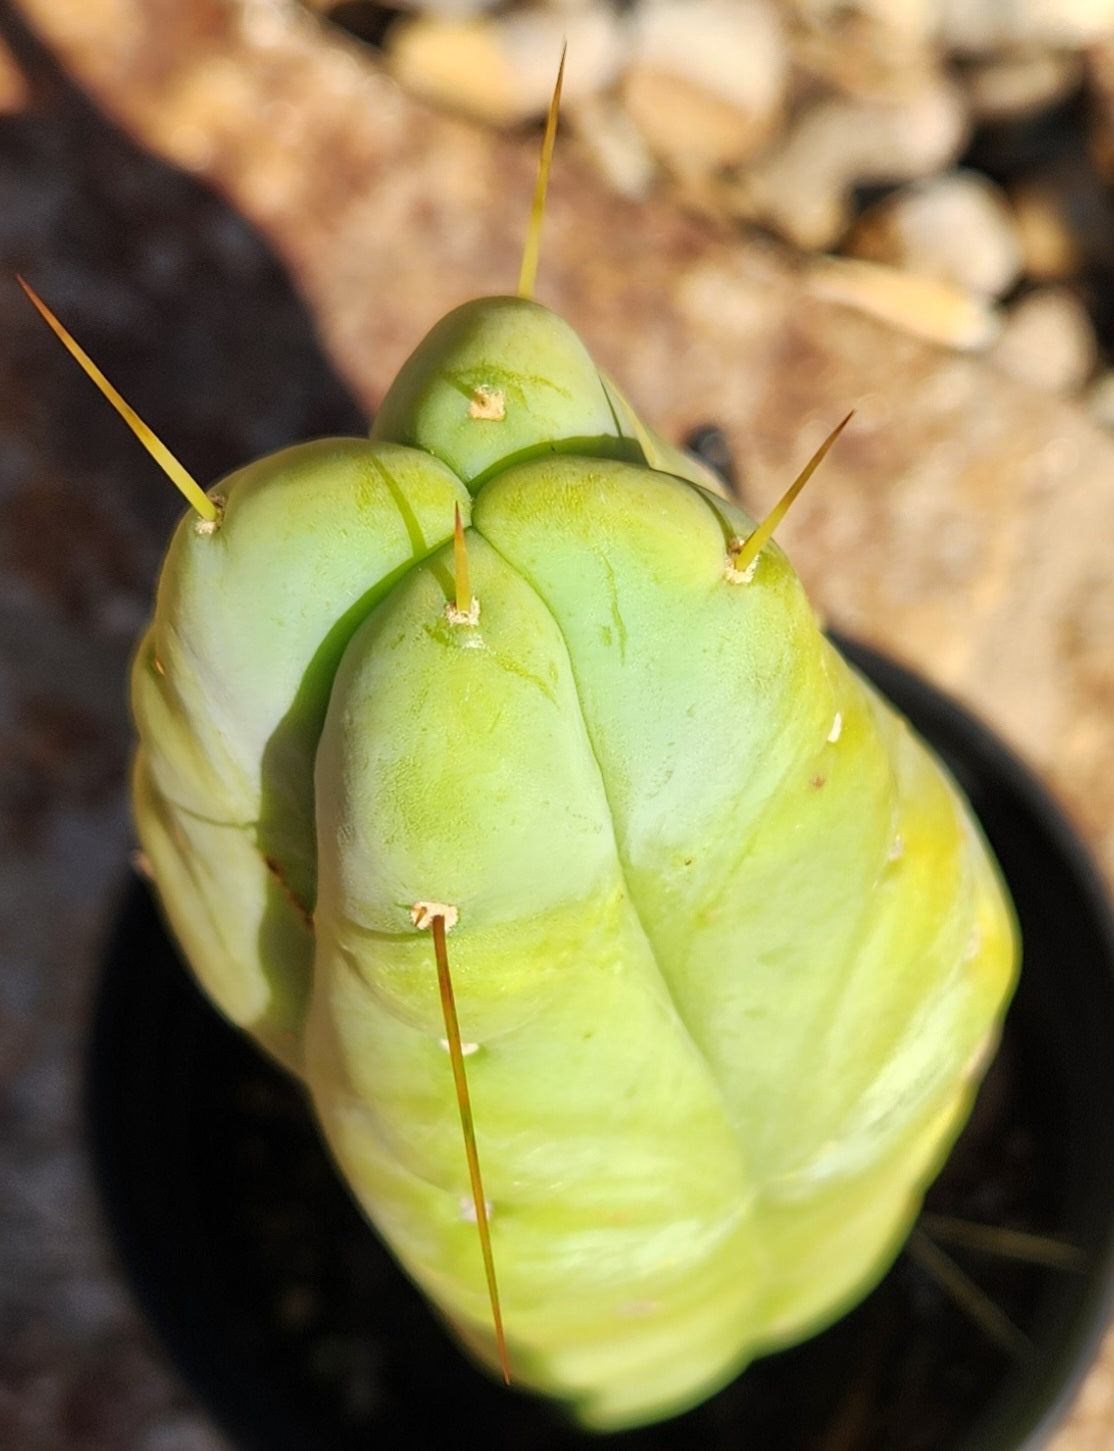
[23,79,1017,1431]
[128,304,1017,1428]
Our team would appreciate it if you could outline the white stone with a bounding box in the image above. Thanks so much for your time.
[788,0,937,46]
[990,286,1098,393]
[621,0,787,178]
[1084,369,1114,429]
[731,79,969,250]
[627,0,786,114]
[567,92,658,201]
[844,171,1023,297]
[359,0,501,13]
[937,0,1114,52]
[806,255,1002,350]
[782,0,938,101]
[621,67,776,180]
[0,31,28,112]
[961,48,1084,121]
[386,5,624,128]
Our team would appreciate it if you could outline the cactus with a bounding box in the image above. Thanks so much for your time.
[25,68,1017,1434]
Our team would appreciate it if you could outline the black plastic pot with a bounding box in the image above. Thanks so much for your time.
[87,639,1114,1450]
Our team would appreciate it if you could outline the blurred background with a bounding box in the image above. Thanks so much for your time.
[2,0,1114,1446]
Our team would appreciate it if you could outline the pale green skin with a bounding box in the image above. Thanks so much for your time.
[132,296,1018,1430]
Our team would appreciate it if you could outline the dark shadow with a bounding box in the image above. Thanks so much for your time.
[0,0,368,565]
[0,2,378,1055]
[0,0,374,1381]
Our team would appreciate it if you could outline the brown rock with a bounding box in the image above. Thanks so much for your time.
[1011,179,1087,280]
[844,170,1022,298]
[1084,35,1114,181]
[0,27,28,109]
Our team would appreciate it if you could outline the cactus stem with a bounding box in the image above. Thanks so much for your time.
[726,411,853,582]
[412,901,510,1385]
[447,503,481,625]
[517,42,566,302]
[16,276,219,524]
